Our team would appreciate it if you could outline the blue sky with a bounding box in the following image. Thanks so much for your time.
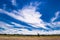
[0,0,60,35]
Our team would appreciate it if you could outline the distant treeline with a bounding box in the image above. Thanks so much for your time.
[0,34,60,36]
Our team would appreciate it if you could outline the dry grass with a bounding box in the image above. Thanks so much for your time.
[0,35,60,40]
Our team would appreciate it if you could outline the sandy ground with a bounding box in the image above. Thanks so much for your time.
[0,36,60,40]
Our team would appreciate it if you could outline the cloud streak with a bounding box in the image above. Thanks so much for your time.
[51,11,60,22]
[49,11,60,27]
[11,0,16,6]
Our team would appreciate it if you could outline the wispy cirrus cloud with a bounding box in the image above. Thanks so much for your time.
[51,11,60,22]
[48,11,60,28]
[11,0,16,6]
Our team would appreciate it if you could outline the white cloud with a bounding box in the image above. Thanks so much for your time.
[11,0,16,6]
[11,22,29,28]
[0,21,13,29]
[49,11,60,27]
[0,21,60,35]
[51,22,60,27]
[11,22,23,27]
[0,21,30,29]
[1,28,60,35]
[0,2,47,29]
[51,11,60,22]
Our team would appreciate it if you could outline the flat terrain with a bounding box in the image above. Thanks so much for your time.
[0,35,60,40]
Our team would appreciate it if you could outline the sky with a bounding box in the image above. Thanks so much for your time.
[0,0,60,35]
